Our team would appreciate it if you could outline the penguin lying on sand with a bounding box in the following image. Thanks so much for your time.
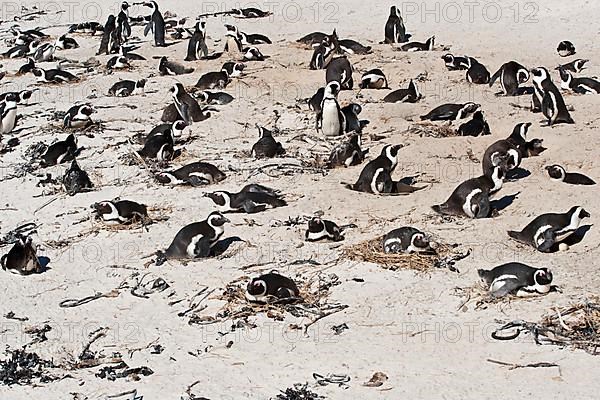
[204,184,286,213]
[478,263,553,297]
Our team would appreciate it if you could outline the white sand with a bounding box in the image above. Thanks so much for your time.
[0,0,599,398]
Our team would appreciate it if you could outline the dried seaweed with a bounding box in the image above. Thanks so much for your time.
[274,383,325,400]
[0,348,56,386]
[492,297,600,355]
[96,361,154,381]
[406,123,459,138]
[342,236,466,272]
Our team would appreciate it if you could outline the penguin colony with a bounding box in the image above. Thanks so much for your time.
[0,2,598,393]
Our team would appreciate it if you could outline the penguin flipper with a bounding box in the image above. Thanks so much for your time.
[490,278,521,298]
[144,23,152,37]
[241,201,267,214]
[193,236,212,258]
[489,68,501,87]
[536,229,556,253]
[431,204,452,215]
[507,230,527,244]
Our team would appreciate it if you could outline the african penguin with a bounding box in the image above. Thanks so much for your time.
[489,61,529,96]
[478,263,553,298]
[33,67,78,83]
[383,227,431,254]
[33,43,55,62]
[185,20,208,61]
[107,55,130,69]
[108,79,146,97]
[481,122,531,174]
[0,93,18,135]
[92,200,148,224]
[117,1,132,41]
[194,91,234,105]
[55,34,79,49]
[17,57,35,75]
[326,57,353,89]
[464,57,490,84]
[359,69,388,89]
[308,87,325,112]
[400,36,434,52]
[384,6,407,43]
[441,53,469,71]
[97,15,118,55]
[155,212,229,265]
[507,206,590,252]
[338,39,371,55]
[531,67,574,125]
[327,133,365,168]
[144,1,166,46]
[156,161,226,186]
[341,103,364,133]
[169,83,209,124]
[545,165,596,185]
[40,134,78,166]
[420,102,479,121]
[316,81,345,137]
[239,31,271,45]
[204,186,286,214]
[69,22,104,35]
[457,111,490,136]
[63,159,93,196]
[158,56,194,75]
[557,68,600,94]
[383,79,422,103]
[345,144,402,194]
[231,8,272,18]
[195,63,244,89]
[251,126,285,158]
[305,217,345,242]
[1,236,42,275]
[309,38,335,70]
[137,129,174,161]
[143,120,186,142]
[557,41,575,57]
[63,104,94,129]
[246,273,300,303]
[431,166,505,218]
[556,59,588,73]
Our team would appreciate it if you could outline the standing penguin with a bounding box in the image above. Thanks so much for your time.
[224,24,243,57]
[489,61,529,96]
[531,67,574,125]
[144,1,166,47]
[478,263,553,298]
[384,6,407,43]
[246,273,300,303]
[326,57,353,89]
[309,37,335,70]
[117,1,132,41]
[169,83,209,124]
[0,93,18,135]
[251,126,285,158]
[507,206,590,252]
[316,81,345,137]
[98,15,118,55]
[185,20,208,61]
[432,166,505,218]
[1,236,42,275]
[155,212,229,265]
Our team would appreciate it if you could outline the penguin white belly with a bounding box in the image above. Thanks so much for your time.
[533,224,553,246]
[186,234,205,257]
[3,108,17,132]
[321,101,341,137]
[306,230,328,241]
[371,168,384,194]
[463,188,482,218]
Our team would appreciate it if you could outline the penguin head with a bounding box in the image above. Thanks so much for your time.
[155,172,175,184]
[196,91,209,103]
[570,206,590,220]
[18,89,34,103]
[143,1,158,11]
[325,81,341,97]
[121,1,129,11]
[247,278,268,296]
[224,24,237,34]
[256,125,273,138]
[206,211,230,227]
[472,110,484,121]
[32,68,44,78]
[79,105,95,117]
[382,144,403,162]
[136,79,147,89]
[411,231,430,250]
[170,83,185,97]
[65,133,77,147]
[3,93,18,105]
[92,201,113,216]
[525,138,546,157]
[307,217,324,231]
[349,103,362,116]
[441,53,454,63]
[530,67,549,84]
[463,102,479,114]
[545,165,566,180]
[204,191,229,207]
[534,268,553,286]
[172,120,187,136]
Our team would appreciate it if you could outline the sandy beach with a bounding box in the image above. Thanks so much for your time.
[0,0,599,399]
